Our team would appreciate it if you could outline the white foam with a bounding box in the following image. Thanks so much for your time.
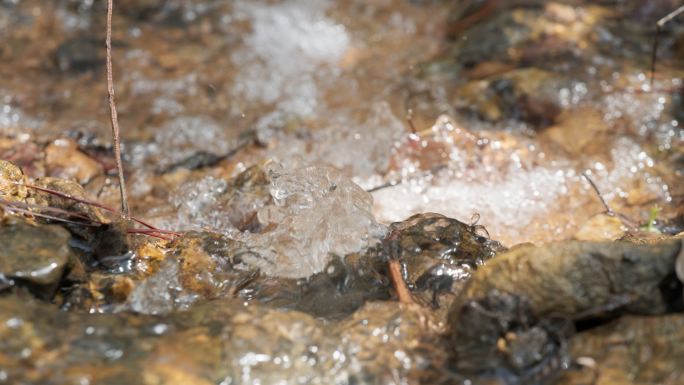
[231,0,350,117]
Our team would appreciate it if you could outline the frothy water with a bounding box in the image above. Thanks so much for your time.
[231,0,350,118]
[0,0,680,270]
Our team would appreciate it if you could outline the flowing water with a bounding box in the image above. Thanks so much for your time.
[0,1,683,384]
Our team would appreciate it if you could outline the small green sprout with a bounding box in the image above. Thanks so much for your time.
[640,205,662,233]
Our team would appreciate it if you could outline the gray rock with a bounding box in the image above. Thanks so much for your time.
[0,217,72,292]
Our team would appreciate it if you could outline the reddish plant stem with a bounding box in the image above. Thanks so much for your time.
[388,260,414,304]
[22,183,116,213]
[2,199,177,240]
[2,199,104,224]
[1,203,98,227]
[18,183,180,235]
[126,229,175,241]
[106,0,129,218]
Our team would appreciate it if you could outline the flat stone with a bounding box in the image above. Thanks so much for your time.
[0,160,27,203]
[0,217,72,287]
[45,139,104,186]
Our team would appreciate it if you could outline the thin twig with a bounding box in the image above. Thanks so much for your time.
[581,172,640,229]
[405,108,417,134]
[650,5,684,87]
[582,172,614,216]
[388,260,414,304]
[106,0,129,218]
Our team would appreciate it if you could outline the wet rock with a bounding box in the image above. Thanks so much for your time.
[127,257,186,315]
[448,3,607,67]
[117,0,167,20]
[453,68,563,126]
[384,212,505,306]
[574,213,627,242]
[0,217,72,298]
[128,231,258,314]
[450,240,682,320]
[272,255,391,319]
[447,240,683,382]
[54,36,103,73]
[28,177,133,263]
[542,107,611,155]
[450,290,571,383]
[558,314,684,385]
[0,294,447,385]
[170,231,257,298]
[45,138,104,186]
[128,210,502,319]
[130,237,168,277]
[30,176,108,225]
[0,159,27,203]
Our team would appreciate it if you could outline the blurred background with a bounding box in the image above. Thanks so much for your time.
[0,0,682,245]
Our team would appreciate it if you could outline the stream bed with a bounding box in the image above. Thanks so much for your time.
[1,1,684,384]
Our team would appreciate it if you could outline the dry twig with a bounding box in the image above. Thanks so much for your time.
[582,171,614,216]
[650,5,684,86]
[106,0,129,217]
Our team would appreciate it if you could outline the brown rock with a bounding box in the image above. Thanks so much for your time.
[30,176,108,225]
[0,217,73,297]
[543,107,610,155]
[45,139,103,186]
[574,213,627,241]
[0,159,28,203]
[558,314,684,385]
[450,240,681,319]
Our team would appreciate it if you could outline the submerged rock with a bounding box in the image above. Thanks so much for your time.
[54,36,103,73]
[0,294,444,385]
[244,163,387,278]
[127,231,258,315]
[453,68,564,126]
[448,3,608,67]
[0,217,73,298]
[169,165,272,233]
